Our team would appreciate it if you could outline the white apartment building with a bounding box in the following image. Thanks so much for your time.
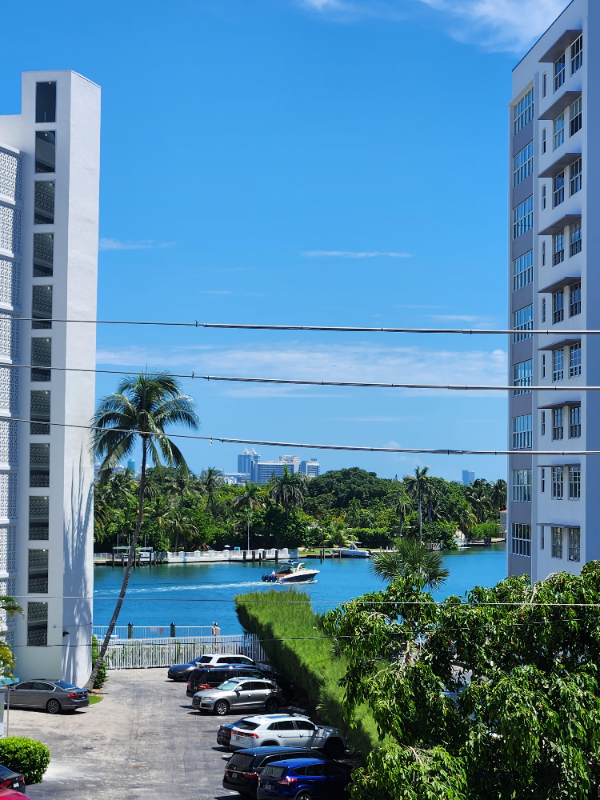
[508,1,590,582]
[0,72,100,685]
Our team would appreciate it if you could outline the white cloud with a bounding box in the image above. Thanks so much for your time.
[302,250,412,258]
[99,238,176,251]
[96,341,508,398]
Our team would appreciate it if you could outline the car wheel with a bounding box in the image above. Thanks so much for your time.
[214,700,229,716]
[46,699,61,715]
[264,697,279,713]
[323,738,344,759]
[295,793,313,800]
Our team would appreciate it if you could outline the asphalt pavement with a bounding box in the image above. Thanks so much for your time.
[11,669,238,799]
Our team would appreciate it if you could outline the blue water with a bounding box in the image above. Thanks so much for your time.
[93,545,506,634]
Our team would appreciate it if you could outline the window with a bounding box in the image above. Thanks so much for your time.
[513,305,533,341]
[553,113,565,150]
[570,97,582,136]
[552,348,564,382]
[553,232,564,265]
[553,172,564,207]
[34,181,55,225]
[542,128,547,154]
[554,54,565,91]
[570,158,582,195]
[542,297,546,323]
[30,443,50,488]
[513,360,532,395]
[569,343,581,377]
[513,197,533,239]
[32,286,52,330]
[542,411,546,436]
[514,89,534,134]
[542,354,546,379]
[571,35,583,74]
[512,470,531,502]
[28,549,48,594]
[33,233,53,278]
[542,72,547,97]
[568,528,580,562]
[551,526,563,558]
[512,524,531,557]
[513,251,533,291]
[513,143,533,186]
[542,184,547,210]
[552,467,564,498]
[569,222,582,257]
[31,338,51,382]
[512,415,532,449]
[542,240,546,266]
[569,405,581,438]
[27,601,48,646]
[552,406,564,439]
[569,466,581,500]
[30,391,50,435]
[29,496,49,541]
[569,282,581,316]
[552,290,564,324]
[541,525,545,549]
[36,82,56,124]
[541,467,546,491]
[35,131,56,174]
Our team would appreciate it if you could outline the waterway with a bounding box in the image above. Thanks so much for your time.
[93,544,507,635]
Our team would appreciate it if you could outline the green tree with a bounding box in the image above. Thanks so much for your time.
[233,483,267,550]
[405,466,430,543]
[372,538,449,590]
[269,466,305,520]
[201,467,223,517]
[491,478,507,511]
[88,373,199,689]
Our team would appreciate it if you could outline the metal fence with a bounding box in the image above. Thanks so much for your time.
[93,625,215,640]
[102,634,267,670]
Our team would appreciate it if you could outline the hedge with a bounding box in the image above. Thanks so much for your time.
[91,635,108,690]
[235,589,381,754]
[0,737,50,784]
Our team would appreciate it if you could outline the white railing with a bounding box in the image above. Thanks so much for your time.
[93,548,298,564]
[93,625,214,640]
[102,634,267,670]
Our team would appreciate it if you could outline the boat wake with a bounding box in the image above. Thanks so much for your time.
[94,580,269,596]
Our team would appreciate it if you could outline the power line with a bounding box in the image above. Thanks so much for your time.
[0,415,598,456]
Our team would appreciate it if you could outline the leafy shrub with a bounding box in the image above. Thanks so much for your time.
[345,528,394,548]
[422,521,458,550]
[0,737,50,784]
[236,589,381,754]
[91,635,108,690]
[471,522,501,538]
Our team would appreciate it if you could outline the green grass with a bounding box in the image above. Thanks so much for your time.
[88,696,103,705]
[235,589,381,754]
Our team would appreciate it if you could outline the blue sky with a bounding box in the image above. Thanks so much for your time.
[1,0,570,482]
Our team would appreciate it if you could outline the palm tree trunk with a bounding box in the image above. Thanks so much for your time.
[418,496,423,545]
[399,513,403,538]
[86,438,148,690]
[247,511,250,551]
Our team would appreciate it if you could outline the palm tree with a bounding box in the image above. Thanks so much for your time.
[233,483,266,550]
[467,485,491,524]
[202,467,223,517]
[372,538,449,590]
[166,506,198,552]
[491,479,507,511]
[405,466,430,543]
[395,495,413,538]
[269,466,305,519]
[456,503,477,537]
[87,373,199,689]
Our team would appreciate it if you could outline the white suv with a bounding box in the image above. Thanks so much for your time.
[195,654,255,667]
[229,713,346,759]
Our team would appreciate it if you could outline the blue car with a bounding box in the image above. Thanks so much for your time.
[257,757,351,799]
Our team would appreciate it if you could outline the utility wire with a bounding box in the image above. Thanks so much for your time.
[0,415,598,455]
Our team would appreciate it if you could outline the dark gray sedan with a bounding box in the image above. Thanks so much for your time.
[9,680,89,714]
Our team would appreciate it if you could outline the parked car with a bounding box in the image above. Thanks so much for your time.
[223,746,336,797]
[0,764,26,794]
[167,659,206,682]
[168,653,256,681]
[218,718,251,749]
[0,792,30,800]
[257,758,351,799]
[193,678,283,716]
[187,665,268,697]
[9,680,89,714]
[230,715,346,759]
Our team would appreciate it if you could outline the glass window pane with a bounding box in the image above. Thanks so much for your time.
[29,496,49,541]
[36,82,56,124]
[31,338,51,382]
[34,182,55,225]
[30,443,50,488]
[32,286,52,330]
[28,549,48,594]
[30,391,50,436]
[35,131,56,174]
[33,233,54,277]
[27,601,48,646]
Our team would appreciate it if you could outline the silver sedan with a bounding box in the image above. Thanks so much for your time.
[192,677,282,716]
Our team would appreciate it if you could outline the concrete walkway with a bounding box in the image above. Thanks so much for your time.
[12,669,237,799]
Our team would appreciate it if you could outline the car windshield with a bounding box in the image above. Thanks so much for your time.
[227,754,254,771]
[198,656,212,663]
[262,766,286,778]
[236,720,259,730]
[218,680,240,691]
[54,681,78,689]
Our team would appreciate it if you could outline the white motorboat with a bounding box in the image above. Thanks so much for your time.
[338,542,372,558]
[262,561,320,584]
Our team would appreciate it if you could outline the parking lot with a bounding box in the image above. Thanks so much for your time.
[10,669,238,799]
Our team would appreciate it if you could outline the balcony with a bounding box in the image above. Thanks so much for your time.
[538,29,582,63]
[539,213,581,236]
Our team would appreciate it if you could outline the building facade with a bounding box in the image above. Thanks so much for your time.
[0,72,100,684]
[508,1,590,582]
[462,470,475,487]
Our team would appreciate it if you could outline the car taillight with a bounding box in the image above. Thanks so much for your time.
[67,693,80,699]
[187,681,192,688]
[198,684,210,690]
[236,731,259,738]
[277,776,297,785]
[0,779,12,789]
[242,771,258,779]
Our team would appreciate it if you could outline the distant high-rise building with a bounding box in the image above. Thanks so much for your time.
[238,448,260,477]
[462,470,475,486]
[127,459,135,473]
[300,459,320,478]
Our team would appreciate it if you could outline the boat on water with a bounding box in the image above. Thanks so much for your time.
[337,542,372,558]
[262,561,320,584]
